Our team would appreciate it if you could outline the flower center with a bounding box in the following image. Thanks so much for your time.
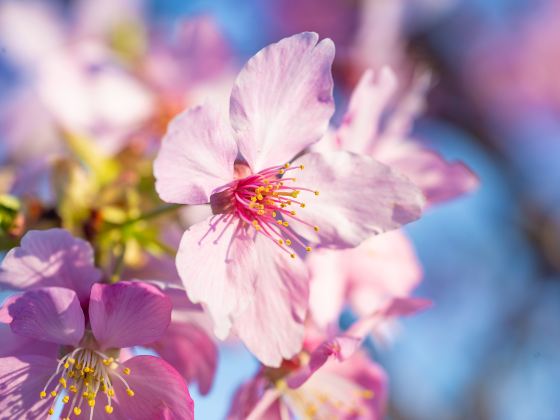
[39,348,134,418]
[210,163,319,258]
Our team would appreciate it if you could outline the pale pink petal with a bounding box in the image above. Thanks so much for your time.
[7,287,84,346]
[89,282,172,350]
[290,151,425,247]
[102,356,194,420]
[0,323,58,358]
[323,352,388,419]
[228,376,267,420]
[232,234,309,367]
[230,32,335,172]
[175,217,255,340]
[336,67,398,154]
[0,355,58,419]
[154,104,238,205]
[0,229,101,303]
[381,144,479,206]
[151,322,217,395]
[347,297,432,340]
[307,250,347,328]
[287,336,361,388]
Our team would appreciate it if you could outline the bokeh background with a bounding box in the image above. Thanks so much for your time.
[1,0,559,419]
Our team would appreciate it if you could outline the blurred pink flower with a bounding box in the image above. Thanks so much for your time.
[227,298,429,420]
[0,228,219,395]
[318,67,478,205]
[154,32,425,366]
[0,282,193,419]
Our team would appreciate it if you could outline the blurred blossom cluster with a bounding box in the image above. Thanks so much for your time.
[0,0,558,419]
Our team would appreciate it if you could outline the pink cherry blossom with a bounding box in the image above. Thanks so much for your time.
[319,66,478,206]
[154,32,425,366]
[0,282,193,419]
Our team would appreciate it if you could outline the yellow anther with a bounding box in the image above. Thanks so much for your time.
[82,392,89,398]
[257,194,263,200]
[88,399,96,407]
[314,191,320,196]
[40,391,47,399]
[105,405,114,414]
[276,379,287,391]
[123,367,131,375]
[290,254,296,259]
[69,385,78,393]
[300,203,306,208]
[126,388,135,397]
[285,240,292,246]
[361,389,375,399]
[277,220,283,225]
[48,408,54,415]
[280,203,286,208]
[305,246,312,252]
[306,404,318,416]
[290,210,296,215]
[299,164,304,170]
[279,169,285,175]
[59,377,67,388]
[257,210,265,216]
[250,196,257,202]
[83,367,90,373]
[68,358,76,364]
[283,221,289,227]
[284,163,290,168]
[50,390,57,397]
[278,239,284,245]
[263,179,269,184]
[62,395,70,404]
[64,362,70,369]
[313,226,319,232]
[74,407,82,416]
[272,211,277,217]
[107,389,115,397]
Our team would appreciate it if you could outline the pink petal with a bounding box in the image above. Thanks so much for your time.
[308,231,422,327]
[347,297,432,340]
[154,104,238,205]
[336,67,398,154]
[175,217,256,340]
[0,355,58,419]
[0,229,101,303]
[306,251,347,328]
[382,144,479,206]
[89,282,172,350]
[290,151,425,247]
[230,32,335,172]
[323,352,388,419]
[7,287,84,346]
[101,356,194,420]
[286,335,361,388]
[0,323,58,358]
[231,234,309,367]
[227,376,267,420]
[151,322,217,395]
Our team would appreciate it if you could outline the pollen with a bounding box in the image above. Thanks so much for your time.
[105,405,114,414]
[62,395,70,403]
[126,388,135,397]
[39,391,47,399]
[74,407,82,416]
[122,367,131,375]
[305,246,312,252]
[314,190,320,196]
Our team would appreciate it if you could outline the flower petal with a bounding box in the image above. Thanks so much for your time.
[154,104,238,205]
[0,355,58,420]
[175,217,255,340]
[231,234,309,367]
[0,323,58,358]
[7,287,84,346]
[230,32,335,172]
[151,322,217,395]
[0,229,101,303]
[102,356,194,420]
[308,231,422,327]
[336,67,397,154]
[381,144,479,206]
[89,282,172,350]
[291,151,425,247]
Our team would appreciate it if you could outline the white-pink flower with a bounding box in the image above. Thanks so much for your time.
[154,32,425,366]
